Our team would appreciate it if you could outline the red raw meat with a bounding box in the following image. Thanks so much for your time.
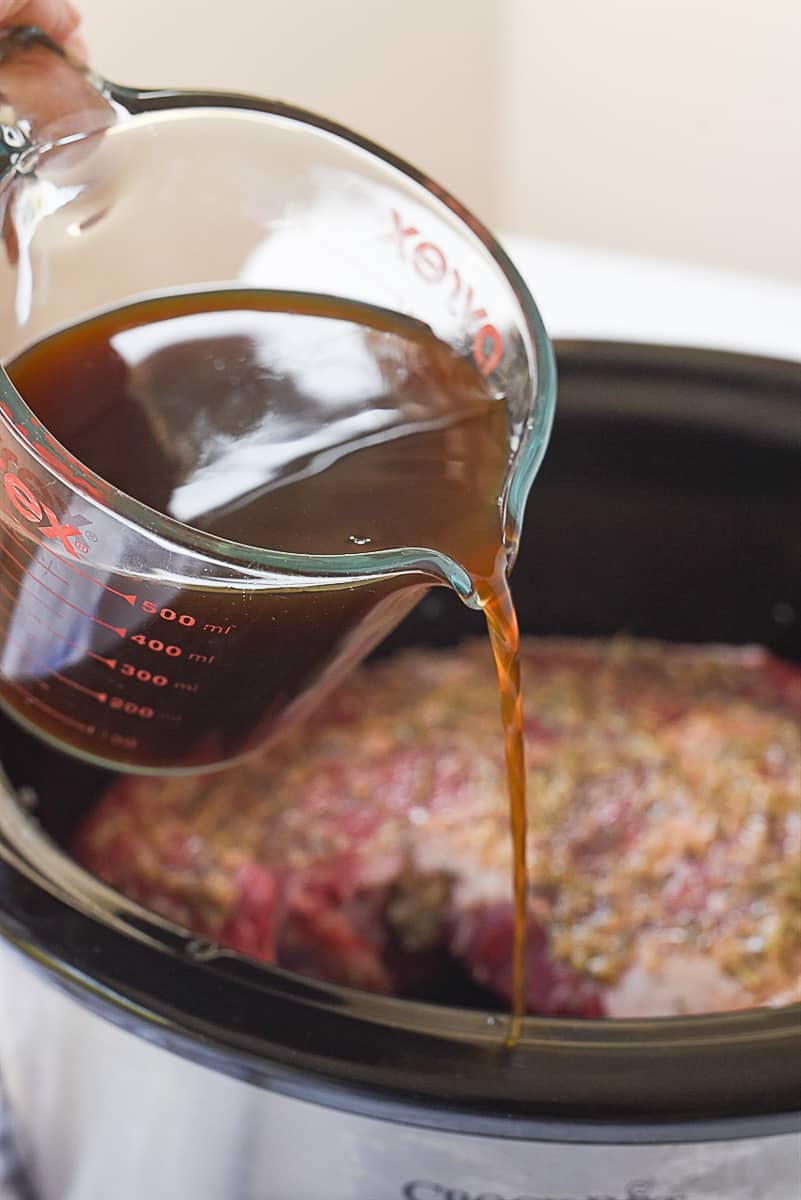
[73,638,801,1017]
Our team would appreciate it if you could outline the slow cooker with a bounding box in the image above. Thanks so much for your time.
[0,340,799,1200]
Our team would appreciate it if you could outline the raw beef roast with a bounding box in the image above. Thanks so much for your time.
[73,638,801,1017]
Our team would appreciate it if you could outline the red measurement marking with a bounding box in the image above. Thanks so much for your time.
[0,589,118,669]
[0,578,118,671]
[63,563,136,606]
[1,527,33,560]
[7,680,95,736]
[0,627,57,692]
[42,546,136,604]
[23,609,118,670]
[5,524,136,605]
[0,583,17,613]
[0,541,128,638]
[56,673,107,703]
[0,574,48,619]
[0,570,96,644]
[8,638,108,704]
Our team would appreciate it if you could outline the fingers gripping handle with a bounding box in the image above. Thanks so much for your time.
[0,25,115,187]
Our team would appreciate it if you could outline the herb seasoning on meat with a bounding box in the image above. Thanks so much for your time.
[74,636,801,1018]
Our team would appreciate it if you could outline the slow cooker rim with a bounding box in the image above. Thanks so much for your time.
[3,750,801,1131]
[2,924,800,1146]
[1,338,799,1139]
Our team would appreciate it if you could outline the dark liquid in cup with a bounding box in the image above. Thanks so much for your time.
[2,290,529,1027]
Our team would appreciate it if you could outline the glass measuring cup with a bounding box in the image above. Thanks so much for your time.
[0,27,555,772]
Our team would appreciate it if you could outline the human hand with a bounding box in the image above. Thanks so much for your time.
[0,1,85,57]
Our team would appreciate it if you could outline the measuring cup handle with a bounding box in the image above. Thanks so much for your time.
[0,26,116,187]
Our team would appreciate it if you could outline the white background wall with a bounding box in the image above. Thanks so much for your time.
[78,0,801,281]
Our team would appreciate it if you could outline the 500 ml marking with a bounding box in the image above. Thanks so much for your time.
[140,600,196,626]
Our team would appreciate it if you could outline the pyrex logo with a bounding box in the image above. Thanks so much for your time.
[401,1183,686,1200]
[387,209,504,377]
[0,447,84,557]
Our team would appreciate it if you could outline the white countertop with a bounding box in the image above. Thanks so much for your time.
[501,235,801,364]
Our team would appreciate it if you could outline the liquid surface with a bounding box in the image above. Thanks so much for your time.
[11,291,508,563]
[2,290,529,1025]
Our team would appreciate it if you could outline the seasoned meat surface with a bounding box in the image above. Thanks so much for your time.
[73,638,801,1016]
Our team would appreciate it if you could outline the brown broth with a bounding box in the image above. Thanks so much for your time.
[2,290,529,1027]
